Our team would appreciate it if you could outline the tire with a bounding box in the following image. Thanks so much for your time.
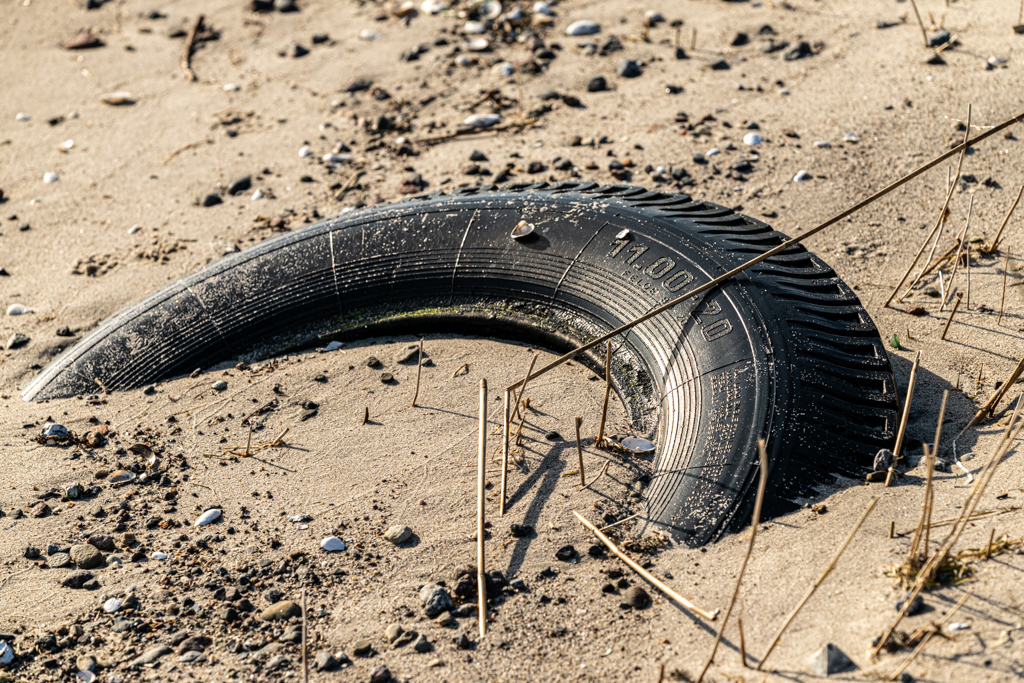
[24,182,898,546]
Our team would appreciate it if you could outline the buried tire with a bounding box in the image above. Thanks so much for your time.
[24,182,898,546]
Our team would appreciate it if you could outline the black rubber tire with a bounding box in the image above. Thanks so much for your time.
[24,182,898,546]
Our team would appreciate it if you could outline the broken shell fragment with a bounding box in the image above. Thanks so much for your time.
[620,437,655,454]
[100,92,136,106]
[64,483,82,499]
[151,551,168,560]
[7,304,34,316]
[103,597,122,613]
[194,509,222,527]
[107,469,136,484]
[565,20,600,36]
[321,536,346,552]
[77,671,96,683]
[462,113,500,129]
[615,229,631,240]
[511,220,535,239]
[466,37,490,52]
[289,513,313,523]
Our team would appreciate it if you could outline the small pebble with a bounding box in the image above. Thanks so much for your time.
[6,304,33,316]
[586,76,607,92]
[298,145,311,157]
[793,170,812,182]
[566,20,600,36]
[212,380,228,391]
[743,132,762,146]
[383,525,412,544]
[43,172,59,184]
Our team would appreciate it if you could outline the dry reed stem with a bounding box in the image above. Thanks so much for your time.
[941,195,974,311]
[499,389,510,516]
[887,351,921,487]
[696,439,770,683]
[477,379,488,638]
[998,248,1011,325]
[888,589,973,681]
[912,390,949,561]
[871,400,1023,658]
[574,511,719,620]
[959,355,1024,433]
[984,183,1024,254]
[738,613,748,668]
[940,293,963,340]
[411,338,424,407]
[181,14,204,82]
[362,406,369,425]
[579,460,611,491]
[301,587,308,683]
[597,342,613,446]
[898,506,1019,536]
[510,353,539,423]
[507,108,1024,396]
[909,0,929,47]
[757,496,880,670]
[574,416,586,487]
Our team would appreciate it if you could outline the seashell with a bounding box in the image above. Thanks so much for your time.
[321,536,346,552]
[533,2,554,16]
[43,172,59,183]
[842,132,858,143]
[391,1,416,17]
[151,551,168,560]
[100,91,136,106]
[297,524,309,530]
[706,148,721,157]
[503,6,523,21]
[322,153,351,164]
[107,470,136,484]
[479,1,502,19]
[128,224,141,234]
[0,641,11,666]
[324,340,343,351]
[15,113,30,122]
[421,0,449,14]
[464,21,486,34]
[616,229,631,240]
[466,37,490,52]
[989,55,1008,66]
[104,597,122,613]
[129,443,153,458]
[194,509,222,527]
[814,141,831,148]
[42,423,68,440]
[620,437,655,454]
[251,189,264,200]
[511,220,535,239]
[358,29,380,40]
[64,483,82,499]
[77,672,96,683]
[565,20,600,36]
[289,513,313,523]
[462,113,500,128]
[7,304,34,316]
[492,61,514,76]
[793,170,812,182]
[298,145,311,158]
[743,132,762,146]
[59,139,74,152]
[223,83,240,91]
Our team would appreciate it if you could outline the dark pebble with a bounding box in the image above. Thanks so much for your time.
[227,176,252,195]
[784,41,813,61]
[731,32,749,46]
[380,373,394,384]
[544,431,561,441]
[617,59,642,78]
[6,333,30,350]
[709,59,730,70]
[62,571,94,589]
[622,585,651,609]
[312,33,330,45]
[56,326,74,337]
[586,76,607,92]
[509,523,533,538]
[554,545,577,562]
[366,356,381,368]
[469,150,488,161]
[201,193,223,207]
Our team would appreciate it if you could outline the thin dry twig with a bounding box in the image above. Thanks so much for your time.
[757,496,880,670]
[574,416,586,487]
[163,138,213,165]
[182,14,205,82]
[998,248,1012,326]
[499,389,511,516]
[510,353,539,423]
[411,338,424,407]
[597,341,613,446]
[959,355,1024,433]
[301,587,308,683]
[507,109,1024,396]
[983,183,1024,254]
[887,351,921,486]
[477,379,488,639]
[888,589,973,680]
[696,439,770,683]
[574,511,719,620]
[940,292,963,340]
[909,0,930,47]
[941,195,974,311]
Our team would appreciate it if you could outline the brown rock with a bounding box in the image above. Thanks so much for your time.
[65,29,105,50]
[31,502,51,518]
[260,600,301,621]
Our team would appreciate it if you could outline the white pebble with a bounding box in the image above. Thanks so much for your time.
[59,139,74,152]
[463,113,501,129]
[251,188,264,200]
[989,56,1008,66]
[814,141,831,148]
[421,0,448,14]
[324,341,344,351]
[103,597,122,613]
[706,148,721,157]
[358,29,379,40]
[128,224,141,234]
[466,37,490,52]
[6,304,33,316]
[43,172,59,183]
[455,55,472,67]
[298,145,311,158]
[743,132,762,146]
[565,20,600,36]
[151,551,168,560]
[793,170,812,182]
[464,21,485,34]
[100,92,135,106]
[843,132,859,142]
[492,61,514,76]
[194,508,222,527]
[533,2,554,16]
[322,153,350,164]
[655,166,666,175]
[949,622,970,631]
[15,113,30,122]
[321,536,346,552]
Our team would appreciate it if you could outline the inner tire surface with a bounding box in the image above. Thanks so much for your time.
[23,182,899,546]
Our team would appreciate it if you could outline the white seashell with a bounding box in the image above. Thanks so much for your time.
[620,437,655,454]
[793,170,812,182]
[104,597,123,613]
[6,304,33,316]
[358,29,380,41]
[644,10,665,24]
[706,148,721,157]
[616,229,631,240]
[251,189,264,200]
[743,132,762,146]
[503,6,523,21]
[101,92,135,106]
[77,672,96,683]
[464,21,486,34]
[949,622,969,631]
[43,172,59,183]
[107,469,136,484]
[533,2,554,16]
[565,20,600,36]
[42,423,68,440]
[15,113,30,122]
[0,641,11,665]
[223,83,240,91]
[842,132,858,143]
[297,524,309,530]
[480,1,502,19]
[492,61,514,76]
[511,220,535,239]
[289,513,313,523]
[421,0,449,14]
[59,139,74,152]
[814,141,831,148]
[321,536,346,552]
[989,55,1007,66]
[194,509,222,527]
[463,113,500,128]
[298,146,311,158]
[324,341,344,351]
[655,166,666,175]
[128,224,141,234]
[322,153,351,164]
[151,551,168,560]
[455,55,472,67]
[467,37,490,52]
